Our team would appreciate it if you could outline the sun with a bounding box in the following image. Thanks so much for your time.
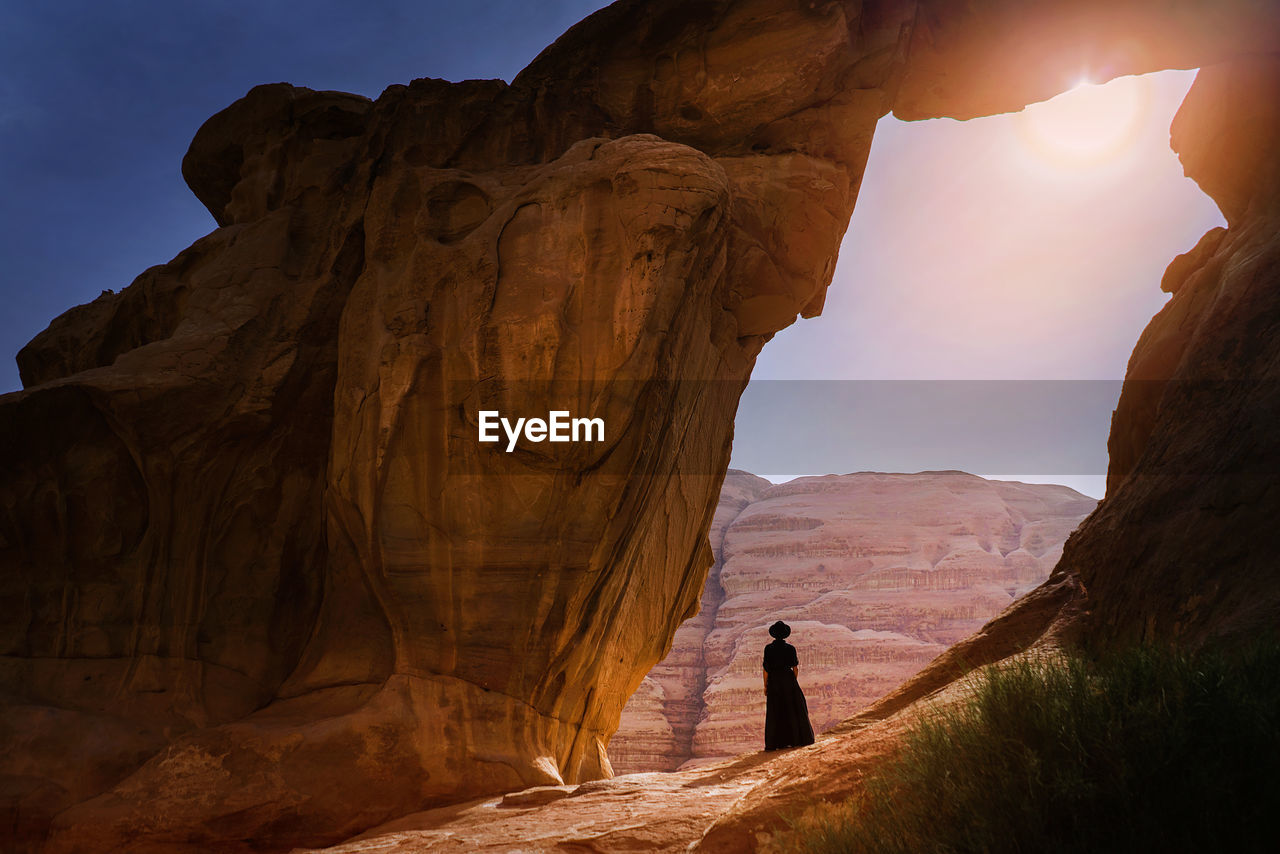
[1015,75,1151,168]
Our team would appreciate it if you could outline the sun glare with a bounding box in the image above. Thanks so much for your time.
[1015,75,1151,168]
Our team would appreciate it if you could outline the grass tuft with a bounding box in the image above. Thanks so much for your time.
[771,641,1280,853]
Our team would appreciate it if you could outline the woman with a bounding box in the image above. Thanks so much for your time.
[762,620,815,751]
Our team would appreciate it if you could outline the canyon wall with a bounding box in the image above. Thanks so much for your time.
[610,471,1094,772]
[1071,53,1280,649]
[607,470,773,772]
[1,0,1278,851]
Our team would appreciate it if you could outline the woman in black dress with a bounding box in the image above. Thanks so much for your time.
[762,620,815,750]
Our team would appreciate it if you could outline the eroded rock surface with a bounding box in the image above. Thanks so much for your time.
[2,0,1279,851]
[610,470,773,771]
[611,472,1093,771]
[4,3,903,849]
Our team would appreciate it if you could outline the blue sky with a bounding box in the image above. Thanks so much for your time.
[0,0,612,392]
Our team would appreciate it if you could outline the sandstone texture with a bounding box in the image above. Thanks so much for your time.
[610,471,1093,772]
[4,2,901,847]
[610,470,773,771]
[3,0,1279,851]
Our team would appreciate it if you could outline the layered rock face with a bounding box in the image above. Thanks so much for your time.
[610,472,1094,771]
[2,4,905,850]
[610,470,773,771]
[1,92,764,852]
[3,0,1279,851]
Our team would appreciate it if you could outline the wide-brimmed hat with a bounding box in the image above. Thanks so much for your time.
[768,620,791,639]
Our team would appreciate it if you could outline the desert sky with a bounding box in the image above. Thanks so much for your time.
[0,1,1225,496]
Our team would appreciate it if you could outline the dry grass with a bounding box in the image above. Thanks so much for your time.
[769,641,1280,853]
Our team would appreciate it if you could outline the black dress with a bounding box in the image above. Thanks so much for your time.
[763,638,815,750]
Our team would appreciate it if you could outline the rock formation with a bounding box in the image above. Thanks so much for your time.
[1072,53,1280,649]
[2,0,1279,851]
[610,471,1093,771]
[610,470,773,771]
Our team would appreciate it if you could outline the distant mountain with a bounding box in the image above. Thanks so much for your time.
[610,470,1096,772]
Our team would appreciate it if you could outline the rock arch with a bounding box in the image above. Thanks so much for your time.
[3,1,1278,850]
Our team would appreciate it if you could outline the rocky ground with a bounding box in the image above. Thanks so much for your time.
[301,555,1094,853]
[298,711,910,854]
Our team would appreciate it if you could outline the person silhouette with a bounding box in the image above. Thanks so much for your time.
[762,620,815,751]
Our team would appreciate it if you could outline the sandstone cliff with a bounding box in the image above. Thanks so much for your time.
[610,471,1093,772]
[2,0,1278,851]
[609,470,773,771]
